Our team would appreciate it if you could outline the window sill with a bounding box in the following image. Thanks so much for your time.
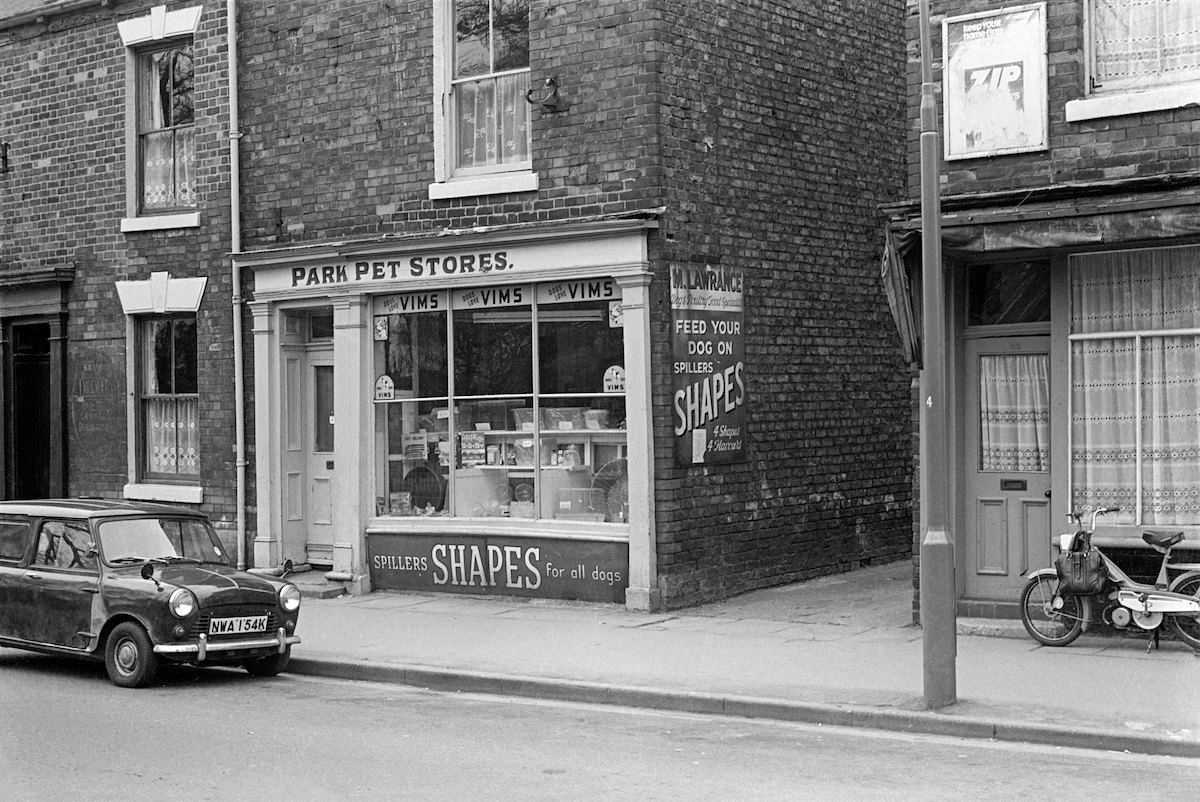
[124,483,203,504]
[121,212,201,233]
[428,172,538,201]
[1066,84,1200,122]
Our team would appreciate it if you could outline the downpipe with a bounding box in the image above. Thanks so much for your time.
[227,0,248,569]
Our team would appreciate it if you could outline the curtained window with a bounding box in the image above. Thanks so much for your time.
[138,43,196,211]
[1090,0,1200,93]
[451,0,530,175]
[1070,247,1200,525]
[141,317,199,479]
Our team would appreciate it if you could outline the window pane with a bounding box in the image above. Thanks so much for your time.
[0,522,30,561]
[173,318,198,394]
[454,0,493,78]
[453,306,532,396]
[978,354,1050,473]
[1094,0,1200,89]
[142,127,196,210]
[314,365,335,453]
[453,72,531,171]
[1071,339,1138,520]
[493,0,529,71]
[140,46,194,129]
[1141,335,1200,525]
[145,397,199,475]
[538,302,624,394]
[967,261,1050,326]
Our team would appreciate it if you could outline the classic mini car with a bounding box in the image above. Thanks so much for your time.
[0,499,301,687]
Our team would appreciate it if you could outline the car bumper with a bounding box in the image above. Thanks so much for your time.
[154,627,301,662]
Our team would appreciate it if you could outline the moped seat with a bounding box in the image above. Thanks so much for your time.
[1143,530,1184,550]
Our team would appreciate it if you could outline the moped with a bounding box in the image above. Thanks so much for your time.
[1020,507,1200,651]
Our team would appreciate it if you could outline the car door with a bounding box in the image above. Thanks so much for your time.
[26,520,100,650]
[0,517,35,640]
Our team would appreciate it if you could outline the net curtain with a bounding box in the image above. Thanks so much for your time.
[979,354,1050,473]
[1070,248,1200,525]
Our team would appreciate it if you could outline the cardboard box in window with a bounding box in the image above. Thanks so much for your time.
[513,437,556,466]
[583,410,609,430]
[511,408,536,431]
[542,407,584,430]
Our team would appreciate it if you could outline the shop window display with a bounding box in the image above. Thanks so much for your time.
[375,281,627,522]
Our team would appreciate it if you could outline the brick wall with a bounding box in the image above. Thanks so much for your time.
[905,0,1200,199]
[0,2,246,547]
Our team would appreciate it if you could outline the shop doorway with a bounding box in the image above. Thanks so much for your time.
[8,323,52,499]
[278,308,336,568]
[963,337,1052,600]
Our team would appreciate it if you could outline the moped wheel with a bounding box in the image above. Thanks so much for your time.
[1167,573,1200,650]
[1020,575,1083,646]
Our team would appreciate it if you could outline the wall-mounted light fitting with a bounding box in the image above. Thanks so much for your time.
[526,76,568,113]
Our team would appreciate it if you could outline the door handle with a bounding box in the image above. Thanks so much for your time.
[1044,490,1052,498]
[24,571,41,579]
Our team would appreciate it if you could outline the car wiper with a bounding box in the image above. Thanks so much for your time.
[109,557,148,564]
[155,555,203,564]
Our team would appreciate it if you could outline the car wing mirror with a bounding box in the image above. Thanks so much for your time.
[140,563,154,580]
[281,559,294,579]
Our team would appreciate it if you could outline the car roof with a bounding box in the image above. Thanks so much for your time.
[0,498,208,521]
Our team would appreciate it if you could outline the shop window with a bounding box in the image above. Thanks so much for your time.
[375,281,627,523]
[140,316,199,481]
[430,0,537,200]
[1069,247,1200,526]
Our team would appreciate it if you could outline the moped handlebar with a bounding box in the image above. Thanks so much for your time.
[1069,506,1121,534]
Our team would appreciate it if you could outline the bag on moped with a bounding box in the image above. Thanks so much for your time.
[1055,547,1107,595]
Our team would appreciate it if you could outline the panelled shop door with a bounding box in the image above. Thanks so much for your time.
[963,337,1052,600]
[280,344,336,567]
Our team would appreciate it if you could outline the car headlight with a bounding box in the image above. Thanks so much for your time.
[280,584,301,613]
[168,588,197,619]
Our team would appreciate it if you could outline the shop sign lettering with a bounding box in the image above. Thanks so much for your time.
[670,263,747,466]
[290,251,511,287]
[536,278,618,305]
[376,291,444,314]
[367,534,628,603]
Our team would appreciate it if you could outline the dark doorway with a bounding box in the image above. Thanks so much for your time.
[10,323,52,499]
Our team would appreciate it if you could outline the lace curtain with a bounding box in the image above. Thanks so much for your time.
[145,397,199,476]
[454,72,530,171]
[142,127,196,210]
[979,354,1050,472]
[1094,0,1200,88]
[1071,248,1200,525]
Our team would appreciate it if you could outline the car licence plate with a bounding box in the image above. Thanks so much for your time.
[209,615,268,636]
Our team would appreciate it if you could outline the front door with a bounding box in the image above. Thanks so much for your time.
[9,323,52,499]
[305,351,336,565]
[964,337,1052,600]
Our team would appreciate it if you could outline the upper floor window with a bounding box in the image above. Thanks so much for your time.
[431,0,537,199]
[138,43,195,212]
[118,5,203,231]
[1089,0,1200,94]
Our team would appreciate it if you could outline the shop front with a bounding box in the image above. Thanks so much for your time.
[242,217,658,609]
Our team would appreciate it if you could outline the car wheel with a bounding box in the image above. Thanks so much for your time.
[104,622,160,688]
[243,646,291,677]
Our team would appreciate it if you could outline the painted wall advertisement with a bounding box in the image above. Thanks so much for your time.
[368,533,629,604]
[671,263,746,466]
[943,3,1047,160]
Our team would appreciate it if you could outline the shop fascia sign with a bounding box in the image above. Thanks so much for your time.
[252,230,647,295]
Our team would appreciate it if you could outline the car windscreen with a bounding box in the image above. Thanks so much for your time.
[97,518,230,566]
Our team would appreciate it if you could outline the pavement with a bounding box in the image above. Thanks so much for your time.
[286,560,1200,758]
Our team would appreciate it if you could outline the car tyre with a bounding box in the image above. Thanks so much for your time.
[104,622,160,688]
[243,646,291,677]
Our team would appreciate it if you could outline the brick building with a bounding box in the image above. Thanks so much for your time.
[891,0,1200,615]
[0,0,249,559]
[2,0,913,610]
